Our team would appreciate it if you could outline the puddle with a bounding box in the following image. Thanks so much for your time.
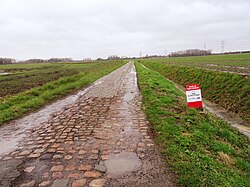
[0,63,134,155]
[103,63,142,178]
[104,151,142,178]
[0,72,10,76]
[123,69,137,102]
[0,76,105,156]
[94,80,103,86]
[141,64,250,139]
[204,103,250,137]
[120,63,141,140]
[235,125,250,137]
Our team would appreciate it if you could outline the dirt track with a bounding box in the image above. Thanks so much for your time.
[0,62,176,187]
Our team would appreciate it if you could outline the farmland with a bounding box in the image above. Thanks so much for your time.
[0,62,123,97]
[139,54,250,124]
[135,62,250,186]
[0,55,250,187]
[0,61,125,125]
[141,53,250,75]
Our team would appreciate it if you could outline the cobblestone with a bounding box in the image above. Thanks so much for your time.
[38,180,51,187]
[0,62,175,187]
[72,179,87,187]
[89,179,106,187]
[83,171,102,178]
[50,165,64,172]
[24,166,35,173]
[51,179,69,187]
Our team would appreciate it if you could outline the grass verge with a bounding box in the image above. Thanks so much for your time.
[135,62,250,187]
[140,60,250,123]
[0,61,125,125]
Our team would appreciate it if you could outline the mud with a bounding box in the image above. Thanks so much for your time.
[146,64,250,139]
[0,159,23,187]
[198,64,250,75]
[202,67,250,76]
[204,100,250,138]
[0,72,10,76]
[0,65,128,155]
[0,83,90,155]
[0,62,176,187]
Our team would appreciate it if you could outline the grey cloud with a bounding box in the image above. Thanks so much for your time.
[0,0,250,59]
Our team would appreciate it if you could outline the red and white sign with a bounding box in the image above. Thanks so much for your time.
[186,84,202,108]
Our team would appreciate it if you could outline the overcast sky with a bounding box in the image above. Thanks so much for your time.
[0,0,250,60]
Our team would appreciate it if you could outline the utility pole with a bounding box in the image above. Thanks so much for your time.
[140,51,142,58]
[221,40,225,53]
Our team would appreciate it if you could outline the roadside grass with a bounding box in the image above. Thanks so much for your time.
[135,62,250,187]
[0,61,125,125]
[140,60,250,123]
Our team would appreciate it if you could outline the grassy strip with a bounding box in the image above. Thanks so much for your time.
[0,61,125,125]
[140,60,250,123]
[135,62,250,187]
[0,62,97,97]
[0,68,79,97]
[140,53,250,67]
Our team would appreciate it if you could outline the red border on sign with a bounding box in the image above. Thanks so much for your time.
[187,101,202,108]
[186,84,200,91]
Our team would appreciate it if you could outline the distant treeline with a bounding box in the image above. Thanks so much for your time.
[169,49,212,57]
[107,55,121,60]
[0,58,16,64]
[97,55,130,60]
[23,58,73,63]
[0,58,74,64]
[1,50,250,64]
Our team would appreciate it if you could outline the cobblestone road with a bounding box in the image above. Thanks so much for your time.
[0,62,175,187]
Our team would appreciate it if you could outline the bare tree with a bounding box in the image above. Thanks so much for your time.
[0,58,16,64]
[169,49,212,57]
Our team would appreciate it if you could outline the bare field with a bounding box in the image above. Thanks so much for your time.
[142,53,250,75]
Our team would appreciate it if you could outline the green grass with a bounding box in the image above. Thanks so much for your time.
[141,53,250,75]
[0,62,97,97]
[139,60,250,123]
[0,61,126,125]
[143,53,250,67]
[135,62,250,187]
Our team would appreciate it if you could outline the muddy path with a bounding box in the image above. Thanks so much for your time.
[141,63,250,138]
[0,62,176,187]
[173,83,250,138]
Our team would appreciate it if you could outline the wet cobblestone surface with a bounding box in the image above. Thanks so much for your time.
[0,62,175,187]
